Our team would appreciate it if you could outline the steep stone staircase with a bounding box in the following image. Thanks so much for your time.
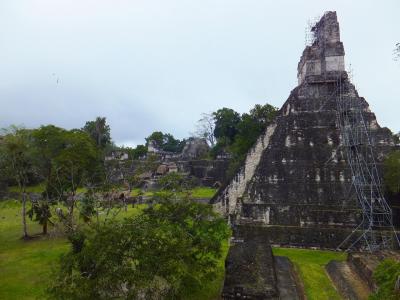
[212,123,277,217]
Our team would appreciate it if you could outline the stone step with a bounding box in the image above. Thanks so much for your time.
[347,252,380,291]
[326,260,371,300]
[347,250,400,291]
[275,256,303,300]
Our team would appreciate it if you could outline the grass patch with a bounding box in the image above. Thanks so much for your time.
[273,247,346,300]
[0,199,68,299]
[8,183,46,193]
[130,187,217,199]
[189,187,217,198]
[8,184,87,195]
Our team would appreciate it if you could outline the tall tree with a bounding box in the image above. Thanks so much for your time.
[82,117,111,148]
[31,125,67,188]
[47,130,100,228]
[145,131,184,153]
[145,131,164,149]
[0,126,35,238]
[249,103,278,127]
[213,108,241,145]
[194,112,216,147]
[132,144,147,159]
[230,103,278,157]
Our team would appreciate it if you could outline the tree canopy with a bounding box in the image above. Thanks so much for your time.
[145,131,185,153]
[82,117,111,149]
[209,104,278,178]
[48,196,230,299]
[213,108,241,146]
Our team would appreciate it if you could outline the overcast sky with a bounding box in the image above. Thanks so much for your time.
[0,0,399,146]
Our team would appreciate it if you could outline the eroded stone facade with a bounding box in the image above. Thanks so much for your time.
[213,11,395,249]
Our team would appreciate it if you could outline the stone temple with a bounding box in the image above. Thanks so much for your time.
[211,11,397,298]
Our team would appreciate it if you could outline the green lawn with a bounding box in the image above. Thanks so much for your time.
[272,247,346,300]
[0,200,68,300]
[9,184,216,200]
[8,184,87,195]
[130,187,217,199]
[8,183,46,193]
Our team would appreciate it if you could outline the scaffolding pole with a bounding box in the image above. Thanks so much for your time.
[335,75,400,252]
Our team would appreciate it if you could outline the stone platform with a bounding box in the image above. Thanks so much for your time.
[222,227,303,299]
[326,251,400,299]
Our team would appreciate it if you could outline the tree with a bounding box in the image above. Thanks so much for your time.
[194,112,216,147]
[130,145,147,160]
[82,117,111,149]
[163,134,185,153]
[213,108,241,145]
[145,131,164,149]
[394,43,400,61]
[249,103,278,127]
[145,131,184,153]
[47,130,100,228]
[211,104,277,178]
[48,196,230,299]
[31,125,68,190]
[158,172,189,191]
[230,103,278,158]
[384,150,400,194]
[0,126,35,238]
[79,191,98,223]
[27,198,53,235]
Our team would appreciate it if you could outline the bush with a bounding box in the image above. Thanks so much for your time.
[369,259,400,300]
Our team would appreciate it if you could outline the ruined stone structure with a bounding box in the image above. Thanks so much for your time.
[214,12,395,249]
[217,11,397,298]
[213,11,395,248]
[180,137,210,159]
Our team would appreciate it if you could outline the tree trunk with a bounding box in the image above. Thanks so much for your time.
[69,202,74,225]
[21,191,28,239]
[42,221,48,235]
[68,192,76,230]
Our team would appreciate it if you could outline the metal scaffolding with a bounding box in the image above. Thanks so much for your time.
[335,75,400,252]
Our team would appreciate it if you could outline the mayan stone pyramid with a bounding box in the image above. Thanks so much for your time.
[212,11,395,248]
